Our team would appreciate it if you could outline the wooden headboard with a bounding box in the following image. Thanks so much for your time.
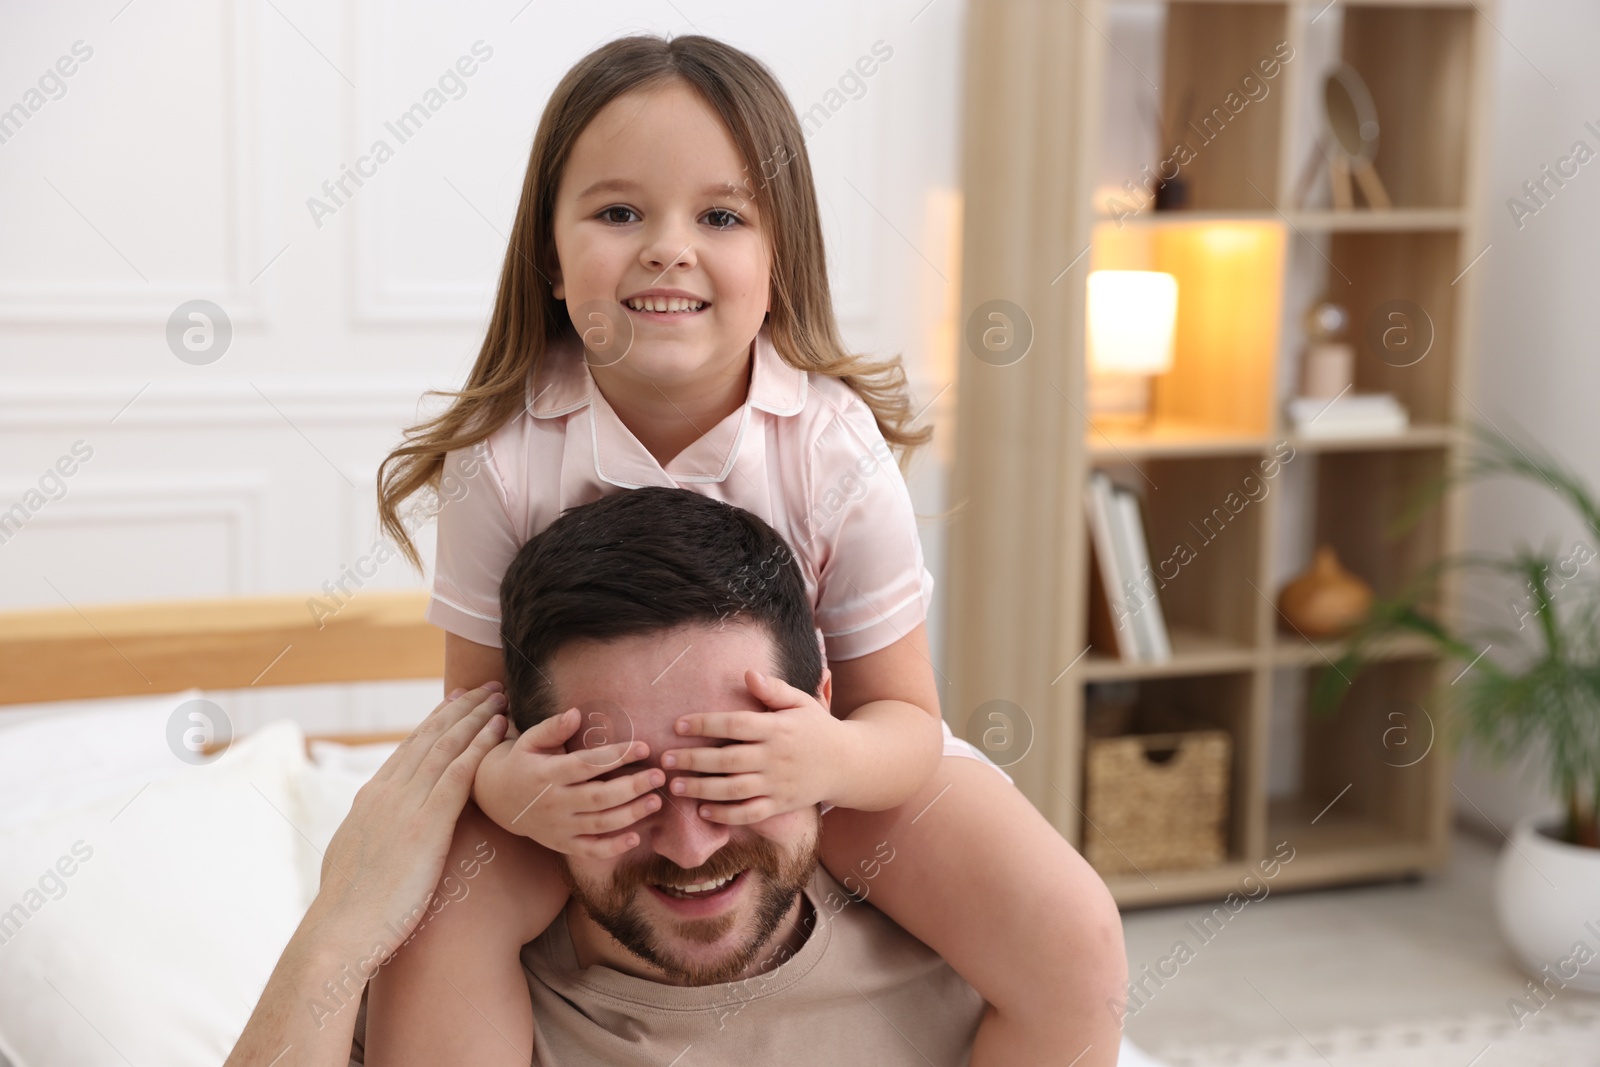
[0,590,444,718]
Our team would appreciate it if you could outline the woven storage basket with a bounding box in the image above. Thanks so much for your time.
[1083,730,1231,875]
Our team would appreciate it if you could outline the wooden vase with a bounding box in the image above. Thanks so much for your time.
[1277,545,1374,637]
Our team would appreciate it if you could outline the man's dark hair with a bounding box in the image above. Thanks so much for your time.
[499,487,822,731]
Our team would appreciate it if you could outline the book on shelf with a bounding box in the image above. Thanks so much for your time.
[1286,392,1409,439]
[1085,472,1172,663]
[1114,486,1173,662]
[1085,472,1132,660]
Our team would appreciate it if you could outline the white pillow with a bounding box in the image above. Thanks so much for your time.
[0,689,205,830]
[0,719,313,1067]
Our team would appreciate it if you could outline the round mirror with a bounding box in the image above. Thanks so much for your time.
[1323,64,1380,161]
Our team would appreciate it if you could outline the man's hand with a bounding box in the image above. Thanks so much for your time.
[224,684,508,1067]
[304,684,510,958]
[470,707,668,859]
[660,668,847,824]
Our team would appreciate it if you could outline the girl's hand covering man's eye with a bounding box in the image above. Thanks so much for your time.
[662,668,846,824]
[472,706,667,859]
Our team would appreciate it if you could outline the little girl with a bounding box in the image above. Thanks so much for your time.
[367,33,1122,1066]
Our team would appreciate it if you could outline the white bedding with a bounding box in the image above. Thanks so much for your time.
[0,692,392,1067]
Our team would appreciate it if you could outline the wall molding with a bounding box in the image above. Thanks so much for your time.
[0,0,268,325]
[0,473,266,603]
[0,378,438,429]
[347,0,500,326]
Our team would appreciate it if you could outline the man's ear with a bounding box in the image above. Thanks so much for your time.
[817,667,832,713]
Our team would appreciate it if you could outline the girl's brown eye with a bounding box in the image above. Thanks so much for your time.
[705,209,741,229]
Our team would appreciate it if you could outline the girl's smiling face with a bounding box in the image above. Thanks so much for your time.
[551,79,772,392]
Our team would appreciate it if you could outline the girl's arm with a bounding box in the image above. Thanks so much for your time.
[364,637,556,1067]
[446,632,529,826]
[446,631,507,692]
[819,622,946,811]
[820,758,1128,1067]
[364,801,564,1066]
[823,633,1128,1066]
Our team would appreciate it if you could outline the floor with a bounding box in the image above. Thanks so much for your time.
[1117,826,1600,1058]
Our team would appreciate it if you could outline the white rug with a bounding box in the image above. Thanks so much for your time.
[1148,998,1600,1066]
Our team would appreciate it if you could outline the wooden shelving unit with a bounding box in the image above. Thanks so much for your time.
[946,0,1496,907]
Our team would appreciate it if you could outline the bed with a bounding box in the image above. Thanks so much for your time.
[0,590,443,1067]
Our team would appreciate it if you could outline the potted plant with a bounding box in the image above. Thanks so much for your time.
[1311,419,1600,992]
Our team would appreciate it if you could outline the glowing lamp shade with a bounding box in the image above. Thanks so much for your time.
[1086,270,1178,375]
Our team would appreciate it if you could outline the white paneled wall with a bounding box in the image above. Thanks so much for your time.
[0,1,968,736]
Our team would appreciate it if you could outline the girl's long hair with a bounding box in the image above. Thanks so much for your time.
[377,33,932,568]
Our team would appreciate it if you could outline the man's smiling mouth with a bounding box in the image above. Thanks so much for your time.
[646,870,745,908]
[655,870,740,897]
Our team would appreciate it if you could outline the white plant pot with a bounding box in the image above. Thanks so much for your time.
[1492,814,1600,994]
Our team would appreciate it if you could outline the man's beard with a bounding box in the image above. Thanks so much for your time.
[560,826,821,986]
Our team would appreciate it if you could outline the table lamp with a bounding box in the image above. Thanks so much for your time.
[1086,270,1178,429]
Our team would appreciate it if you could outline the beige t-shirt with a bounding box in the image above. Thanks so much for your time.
[351,868,984,1065]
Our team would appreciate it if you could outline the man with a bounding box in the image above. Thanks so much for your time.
[226,489,1075,1065]
[359,486,989,1063]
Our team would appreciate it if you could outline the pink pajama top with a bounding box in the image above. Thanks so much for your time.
[425,323,934,665]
